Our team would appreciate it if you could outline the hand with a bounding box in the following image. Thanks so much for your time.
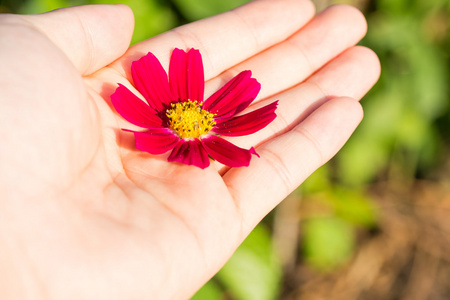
[0,1,380,299]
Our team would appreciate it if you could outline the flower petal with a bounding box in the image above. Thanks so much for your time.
[168,139,210,169]
[213,101,278,137]
[128,128,179,155]
[169,48,205,102]
[111,84,163,128]
[131,52,173,111]
[203,70,261,119]
[202,135,259,167]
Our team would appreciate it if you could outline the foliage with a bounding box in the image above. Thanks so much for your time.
[193,224,282,300]
[299,0,450,278]
[337,0,449,186]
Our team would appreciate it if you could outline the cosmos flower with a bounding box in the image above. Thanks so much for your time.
[111,48,278,169]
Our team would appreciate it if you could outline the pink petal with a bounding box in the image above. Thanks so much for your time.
[203,71,261,119]
[169,48,204,102]
[213,101,278,136]
[201,135,259,167]
[128,128,179,155]
[131,52,173,111]
[111,84,163,128]
[168,139,210,169]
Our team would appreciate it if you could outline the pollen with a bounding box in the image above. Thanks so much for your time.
[166,100,216,139]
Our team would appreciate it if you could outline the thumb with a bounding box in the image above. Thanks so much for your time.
[25,4,134,75]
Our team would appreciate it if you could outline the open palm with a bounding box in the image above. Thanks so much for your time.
[0,1,380,299]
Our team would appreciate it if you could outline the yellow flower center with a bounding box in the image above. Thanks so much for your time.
[166,100,216,139]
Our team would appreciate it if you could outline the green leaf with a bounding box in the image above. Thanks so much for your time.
[91,0,176,44]
[301,164,332,194]
[171,0,251,21]
[19,0,74,13]
[396,109,430,150]
[302,217,354,271]
[191,280,224,300]
[331,188,378,228]
[217,224,282,300]
[407,43,448,120]
[336,124,391,186]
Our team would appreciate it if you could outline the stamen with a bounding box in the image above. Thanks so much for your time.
[166,100,216,139]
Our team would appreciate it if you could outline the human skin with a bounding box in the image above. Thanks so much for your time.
[0,1,380,299]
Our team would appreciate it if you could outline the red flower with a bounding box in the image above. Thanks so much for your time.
[111,48,278,169]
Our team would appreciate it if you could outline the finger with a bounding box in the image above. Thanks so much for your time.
[205,4,368,100]
[222,46,379,154]
[266,46,380,135]
[223,97,364,234]
[113,0,316,79]
[307,46,381,100]
[23,4,134,75]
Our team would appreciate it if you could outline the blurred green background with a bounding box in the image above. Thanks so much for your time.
[1,0,448,299]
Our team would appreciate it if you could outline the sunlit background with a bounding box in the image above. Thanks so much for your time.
[1,0,449,299]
